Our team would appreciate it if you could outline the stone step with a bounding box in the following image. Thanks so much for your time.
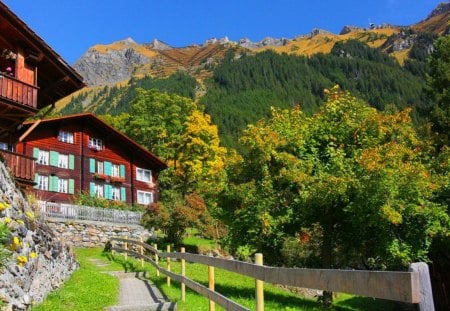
[105,272,176,311]
[105,302,177,311]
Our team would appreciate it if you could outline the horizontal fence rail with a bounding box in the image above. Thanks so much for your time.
[109,237,434,311]
[38,201,142,225]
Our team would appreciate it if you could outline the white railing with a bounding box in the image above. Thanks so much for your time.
[38,201,143,225]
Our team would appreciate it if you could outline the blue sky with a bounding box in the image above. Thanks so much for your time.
[2,0,445,64]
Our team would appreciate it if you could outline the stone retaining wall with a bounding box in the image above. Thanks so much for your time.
[45,218,151,248]
[0,161,78,310]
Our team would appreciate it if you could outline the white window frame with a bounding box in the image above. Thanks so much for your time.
[137,190,153,205]
[38,175,48,191]
[95,184,104,198]
[58,131,74,144]
[37,150,49,165]
[111,164,120,177]
[111,187,121,201]
[97,161,104,174]
[58,154,69,169]
[136,168,152,183]
[58,178,68,193]
[89,137,103,150]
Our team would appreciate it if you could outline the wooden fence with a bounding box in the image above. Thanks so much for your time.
[38,201,142,225]
[109,237,435,311]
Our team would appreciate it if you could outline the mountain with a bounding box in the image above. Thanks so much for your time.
[62,3,449,149]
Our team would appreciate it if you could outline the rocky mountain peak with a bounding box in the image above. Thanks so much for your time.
[427,2,450,19]
[203,37,230,46]
[147,39,172,51]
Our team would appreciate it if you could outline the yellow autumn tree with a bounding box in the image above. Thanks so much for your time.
[177,110,227,196]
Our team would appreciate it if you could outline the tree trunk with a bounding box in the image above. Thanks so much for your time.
[320,217,334,308]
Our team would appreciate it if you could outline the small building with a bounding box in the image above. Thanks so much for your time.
[0,2,85,186]
[15,113,167,206]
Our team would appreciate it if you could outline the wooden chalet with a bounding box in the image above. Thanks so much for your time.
[0,2,85,186]
[15,113,167,206]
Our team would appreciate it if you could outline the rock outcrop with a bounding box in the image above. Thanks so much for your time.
[146,39,172,51]
[0,159,77,310]
[74,39,151,86]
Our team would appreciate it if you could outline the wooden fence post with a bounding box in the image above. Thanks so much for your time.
[140,236,144,268]
[167,245,171,287]
[181,247,186,302]
[409,262,435,311]
[209,254,215,311]
[124,236,128,262]
[255,253,264,311]
[154,243,160,277]
[111,240,115,256]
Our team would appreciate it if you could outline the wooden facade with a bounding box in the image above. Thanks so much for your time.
[15,113,167,206]
[0,2,84,186]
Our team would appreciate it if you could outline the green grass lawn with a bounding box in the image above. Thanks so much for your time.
[31,248,120,311]
[106,249,400,311]
[32,247,401,311]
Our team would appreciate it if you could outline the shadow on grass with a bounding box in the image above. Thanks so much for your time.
[102,251,399,311]
[103,251,147,273]
[151,275,320,310]
[333,295,402,311]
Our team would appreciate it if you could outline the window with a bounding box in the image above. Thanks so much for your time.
[58,154,68,169]
[137,191,153,205]
[94,184,104,198]
[58,179,68,193]
[89,137,103,150]
[97,161,104,174]
[136,168,152,183]
[58,131,74,144]
[0,142,8,150]
[111,187,121,201]
[111,164,120,177]
[37,175,48,191]
[37,150,49,165]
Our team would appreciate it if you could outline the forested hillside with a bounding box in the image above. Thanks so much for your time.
[201,40,428,147]
[62,36,432,149]
[60,72,198,116]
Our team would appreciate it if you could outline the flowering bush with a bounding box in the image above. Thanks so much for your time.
[16,255,28,267]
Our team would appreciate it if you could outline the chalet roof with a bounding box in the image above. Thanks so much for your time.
[22,113,167,170]
[0,2,85,108]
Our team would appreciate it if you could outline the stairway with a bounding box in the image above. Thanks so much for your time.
[105,272,177,311]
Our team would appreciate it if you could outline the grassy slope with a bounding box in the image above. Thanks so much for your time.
[31,248,120,311]
[31,247,402,311]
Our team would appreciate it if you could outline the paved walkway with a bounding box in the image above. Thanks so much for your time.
[88,259,177,311]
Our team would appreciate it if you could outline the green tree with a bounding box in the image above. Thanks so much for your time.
[221,87,448,305]
[426,35,450,146]
[127,88,197,164]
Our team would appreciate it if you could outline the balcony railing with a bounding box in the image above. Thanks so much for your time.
[0,150,35,184]
[0,73,38,109]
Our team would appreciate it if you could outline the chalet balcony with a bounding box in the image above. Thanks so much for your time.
[0,150,35,186]
[0,72,38,110]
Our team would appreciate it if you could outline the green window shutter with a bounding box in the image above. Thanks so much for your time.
[120,164,125,178]
[49,176,59,192]
[33,148,40,159]
[89,158,96,173]
[69,155,75,170]
[69,179,75,194]
[121,187,126,202]
[89,182,96,197]
[105,184,112,199]
[49,151,59,166]
[104,161,112,176]
[33,173,39,189]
